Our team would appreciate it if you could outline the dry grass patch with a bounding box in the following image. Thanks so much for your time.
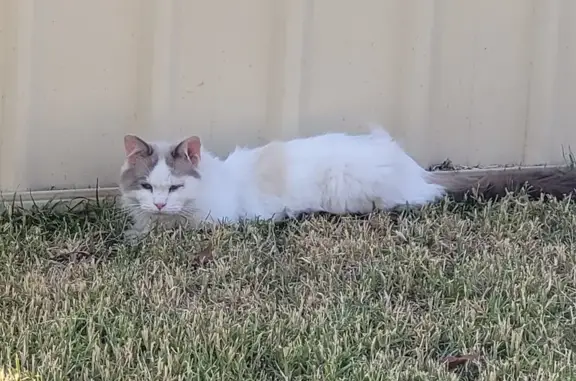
[1,194,576,380]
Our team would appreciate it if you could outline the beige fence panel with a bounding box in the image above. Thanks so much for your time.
[1,0,575,196]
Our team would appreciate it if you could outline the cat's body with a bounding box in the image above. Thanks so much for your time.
[119,125,576,238]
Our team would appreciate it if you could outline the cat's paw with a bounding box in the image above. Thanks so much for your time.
[123,228,146,245]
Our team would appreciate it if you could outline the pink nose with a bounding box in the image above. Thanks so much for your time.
[154,202,166,210]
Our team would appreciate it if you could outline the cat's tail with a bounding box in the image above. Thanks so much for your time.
[427,166,576,202]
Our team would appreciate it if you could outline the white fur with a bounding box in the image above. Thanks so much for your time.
[120,125,445,237]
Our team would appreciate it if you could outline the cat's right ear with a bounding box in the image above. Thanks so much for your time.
[124,135,152,163]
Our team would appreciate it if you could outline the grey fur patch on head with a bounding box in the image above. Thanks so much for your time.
[120,148,159,192]
[166,139,201,179]
[120,138,201,193]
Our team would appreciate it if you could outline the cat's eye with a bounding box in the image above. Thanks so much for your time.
[141,183,153,191]
[169,184,183,193]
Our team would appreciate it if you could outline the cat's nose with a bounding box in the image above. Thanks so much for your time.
[154,202,166,210]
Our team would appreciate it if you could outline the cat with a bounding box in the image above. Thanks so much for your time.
[119,124,576,239]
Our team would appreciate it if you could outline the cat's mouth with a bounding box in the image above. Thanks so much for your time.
[145,208,171,216]
[152,210,174,215]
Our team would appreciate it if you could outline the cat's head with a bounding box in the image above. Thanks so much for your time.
[119,134,202,216]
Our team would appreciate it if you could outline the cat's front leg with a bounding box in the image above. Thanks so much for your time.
[123,217,152,244]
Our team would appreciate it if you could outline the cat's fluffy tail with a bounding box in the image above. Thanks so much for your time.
[427,166,576,201]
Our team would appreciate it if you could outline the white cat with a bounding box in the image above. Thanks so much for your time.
[119,124,576,239]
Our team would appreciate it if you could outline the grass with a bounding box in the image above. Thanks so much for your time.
[1,193,576,380]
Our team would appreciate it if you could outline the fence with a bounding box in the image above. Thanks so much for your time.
[1,0,575,198]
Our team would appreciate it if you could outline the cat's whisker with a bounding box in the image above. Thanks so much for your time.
[176,210,199,221]
[120,201,141,209]
[121,205,141,211]
[181,205,200,213]
[182,208,202,218]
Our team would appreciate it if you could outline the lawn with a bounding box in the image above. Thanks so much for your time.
[1,194,576,380]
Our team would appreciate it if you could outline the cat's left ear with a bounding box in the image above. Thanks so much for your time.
[173,136,201,166]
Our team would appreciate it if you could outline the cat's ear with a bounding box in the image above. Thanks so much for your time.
[172,136,201,166]
[124,135,152,162]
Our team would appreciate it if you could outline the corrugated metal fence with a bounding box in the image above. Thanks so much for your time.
[1,0,575,194]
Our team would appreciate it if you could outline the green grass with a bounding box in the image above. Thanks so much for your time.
[1,194,576,380]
